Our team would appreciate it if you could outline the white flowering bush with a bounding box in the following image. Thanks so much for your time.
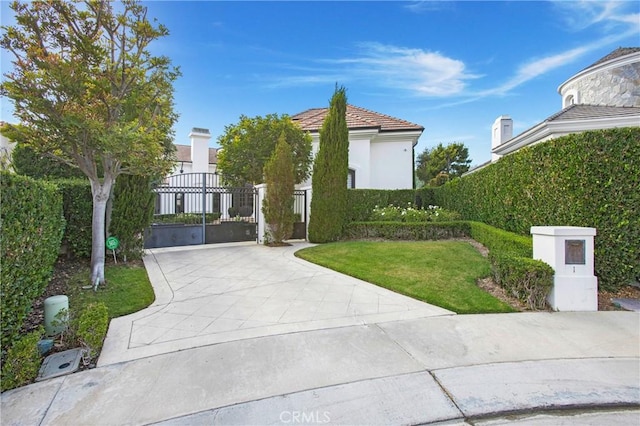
[370,203,460,222]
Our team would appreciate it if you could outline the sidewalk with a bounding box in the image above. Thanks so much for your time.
[1,243,638,425]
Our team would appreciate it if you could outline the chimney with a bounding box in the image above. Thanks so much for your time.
[491,115,512,162]
[189,127,211,173]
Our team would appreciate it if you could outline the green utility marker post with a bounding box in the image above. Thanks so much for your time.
[106,236,120,265]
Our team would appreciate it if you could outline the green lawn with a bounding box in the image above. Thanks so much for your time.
[295,241,515,314]
[66,263,155,318]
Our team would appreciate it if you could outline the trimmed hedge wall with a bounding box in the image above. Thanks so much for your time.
[434,128,640,291]
[55,179,93,258]
[468,221,532,258]
[0,172,65,353]
[344,221,470,240]
[467,222,551,310]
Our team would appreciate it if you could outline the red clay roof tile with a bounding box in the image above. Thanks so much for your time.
[292,104,424,133]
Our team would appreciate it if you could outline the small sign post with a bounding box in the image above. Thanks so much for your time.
[106,236,120,265]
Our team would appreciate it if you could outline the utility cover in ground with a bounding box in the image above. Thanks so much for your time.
[36,348,83,381]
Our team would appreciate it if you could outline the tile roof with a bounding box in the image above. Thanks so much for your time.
[175,144,218,164]
[546,104,640,122]
[583,47,640,71]
[291,104,424,133]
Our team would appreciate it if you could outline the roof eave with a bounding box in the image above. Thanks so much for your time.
[493,115,640,156]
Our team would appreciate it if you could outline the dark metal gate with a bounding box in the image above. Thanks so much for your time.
[144,173,258,249]
[291,189,307,239]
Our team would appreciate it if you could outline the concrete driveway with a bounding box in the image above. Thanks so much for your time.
[1,241,639,425]
[98,241,453,366]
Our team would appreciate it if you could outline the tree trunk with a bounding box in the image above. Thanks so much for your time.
[90,177,114,286]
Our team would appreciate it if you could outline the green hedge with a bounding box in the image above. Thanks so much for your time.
[468,221,551,310]
[468,221,532,258]
[344,221,470,240]
[0,327,43,392]
[346,189,436,222]
[110,175,156,260]
[490,253,554,310]
[153,212,222,224]
[0,172,65,354]
[55,179,93,258]
[434,128,640,291]
[55,176,160,260]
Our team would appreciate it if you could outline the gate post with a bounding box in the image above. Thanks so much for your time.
[201,173,206,244]
[301,186,312,241]
[255,184,267,244]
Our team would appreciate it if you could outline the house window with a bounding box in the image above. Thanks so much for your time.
[211,193,221,214]
[232,186,254,217]
[347,169,356,189]
[154,193,161,214]
[175,192,184,214]
[565,95,574,106]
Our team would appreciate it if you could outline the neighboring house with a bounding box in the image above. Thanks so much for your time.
[292,104,424,190]
[0,121,16,170]
[485,47,640,168]
[171,127,218,175]
[155,128,223,216]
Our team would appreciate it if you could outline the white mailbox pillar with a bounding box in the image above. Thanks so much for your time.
[530,226,598,311]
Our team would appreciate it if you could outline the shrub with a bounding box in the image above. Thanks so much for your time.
[1,172,65,354]
[343,221,470,240]
[12,144,84,179]
[152,213,222,224]
[370,204,461,222]
[434,128,640,291]
[0,327,43,392]
[110,175,156,260]
[468,221,532,258]
[76,302,109,359]
[346,189,415,222]
[468,221,550,309]
[228,206,239,218]
[490,253,553,310]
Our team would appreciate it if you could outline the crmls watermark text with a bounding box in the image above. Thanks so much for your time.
[279,410,331,424]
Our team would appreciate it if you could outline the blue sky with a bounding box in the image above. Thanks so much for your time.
[1,1,639,167]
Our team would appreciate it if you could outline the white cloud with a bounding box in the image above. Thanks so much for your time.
[404,1,453,13]
[471,1,639,99]
[481,46,589,96]
[269,42,478,97]
[552,0,639,31]
[333,42,479,96]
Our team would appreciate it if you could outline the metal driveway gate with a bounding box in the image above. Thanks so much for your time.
[144,173,258,249]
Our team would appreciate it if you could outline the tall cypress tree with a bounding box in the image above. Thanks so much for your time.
[262,132,295,244]
[308,86,349,243]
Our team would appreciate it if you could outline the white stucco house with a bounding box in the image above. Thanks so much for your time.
[172,127,218,175]
[0,121,16,169]
[291,104,424,189]
[155,128,223,216]
[156,105,424,216]
[488,47,640,165]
